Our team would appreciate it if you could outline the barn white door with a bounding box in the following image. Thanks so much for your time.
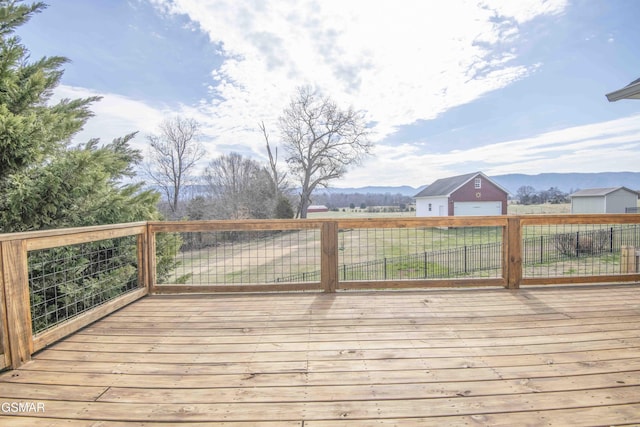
[453,201,502,216]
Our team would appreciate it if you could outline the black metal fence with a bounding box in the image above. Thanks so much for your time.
[522,224,640,265]
[276,241,503,282]
[275,224,640,283]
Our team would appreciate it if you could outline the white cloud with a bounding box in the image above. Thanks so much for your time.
[53,85,225,165]
[59,0,640,191]
[54,85,166,148]
[150,0,568,143]
[343,114,640,187]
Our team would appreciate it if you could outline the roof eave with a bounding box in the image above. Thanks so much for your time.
[605,82,640,102]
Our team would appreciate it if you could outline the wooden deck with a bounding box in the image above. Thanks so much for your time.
[1,285,640,426]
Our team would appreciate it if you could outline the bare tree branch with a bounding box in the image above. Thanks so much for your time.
[143,116,204,217]
[278,86,372,218]
[203,152,274,219]
[259,121,289,199]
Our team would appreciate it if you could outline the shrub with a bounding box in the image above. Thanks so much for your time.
[554,230,609,257]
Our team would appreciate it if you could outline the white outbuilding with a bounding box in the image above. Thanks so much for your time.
[570,187,639,214]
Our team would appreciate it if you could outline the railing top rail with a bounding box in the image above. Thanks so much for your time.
[517,213,640,225]
[0,222,147,251]
[150,216,511,232]
[1,214,638,242]
[149,219,330,232]
[336,216,508,228]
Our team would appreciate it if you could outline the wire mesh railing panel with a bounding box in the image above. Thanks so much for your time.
[337,226,503,281]
[522,223,640,278]
[28,235,139,335]
[158,229,321,285]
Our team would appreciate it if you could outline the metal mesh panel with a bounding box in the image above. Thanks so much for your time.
[522,223,640,278]
[158,229,321,285]
[338,226,503,280]
[28,235,139,334]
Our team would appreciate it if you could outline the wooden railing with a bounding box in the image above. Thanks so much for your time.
[0,222,149,370]
[1,214,639,369]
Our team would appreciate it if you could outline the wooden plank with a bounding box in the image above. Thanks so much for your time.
[12,354,640,387]
[621,245,635,273]
[153,283,323,293]
[32,288,147,352]
[64,320,640,344]
[136,233,146,291]
[507,217,522,289]
[336,216,508,229]
[24,347,640,376]
[93,371,640,403]
[304,404,640,426]
[25,224,146,251]
[88,308,639,328]
[0,221,147,243]
[75,319,640,340]
[0,383,107,401]
[29,337,640,365]
[47,327,640,353]
[321,221,338,292]
[502,224,509,287]
[522,275,640,286]
[1,240,32,368]
[147,226,157,293]
[149,219,325,233]
[0,417,300,427]
[338,278,505,289]
[519,213,640,226]
[0,242,11,370]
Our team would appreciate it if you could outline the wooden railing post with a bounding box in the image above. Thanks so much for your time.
[506,217,522,289]
[321,221,338,293]
[621,245,637,273]
[137,229,151,295]
[0,242,10,369]
[147,225,157,294]
[1,240,33,368]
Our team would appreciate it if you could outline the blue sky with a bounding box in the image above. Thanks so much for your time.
[18,0,640,188]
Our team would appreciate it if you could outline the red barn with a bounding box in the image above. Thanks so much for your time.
[414,172,508,217]
[307,205,329,213]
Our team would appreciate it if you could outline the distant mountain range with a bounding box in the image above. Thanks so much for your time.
[491,172,640,195]
[320,172,640,196]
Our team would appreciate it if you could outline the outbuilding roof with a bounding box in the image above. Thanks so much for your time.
[414,172,508,198]
[571,187,640,197]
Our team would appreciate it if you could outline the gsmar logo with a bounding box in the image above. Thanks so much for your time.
[1,402,45,413]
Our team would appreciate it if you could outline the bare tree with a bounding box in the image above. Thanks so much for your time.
[516,185,536,205]
[278,86,372,218]
[259,121,289,199]
[203,152,273,219]
[144,116,204,217]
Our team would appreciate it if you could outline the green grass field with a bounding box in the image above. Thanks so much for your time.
[308,203,573,218]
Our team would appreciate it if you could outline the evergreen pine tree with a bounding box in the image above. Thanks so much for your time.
[0,1,180,331]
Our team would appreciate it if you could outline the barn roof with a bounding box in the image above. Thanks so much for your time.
[414,172,508,198]
[571,187,640,197]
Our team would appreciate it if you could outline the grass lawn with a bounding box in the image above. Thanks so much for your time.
[309,203,573,218]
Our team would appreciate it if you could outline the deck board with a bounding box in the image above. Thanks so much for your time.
[1,285,639,425]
